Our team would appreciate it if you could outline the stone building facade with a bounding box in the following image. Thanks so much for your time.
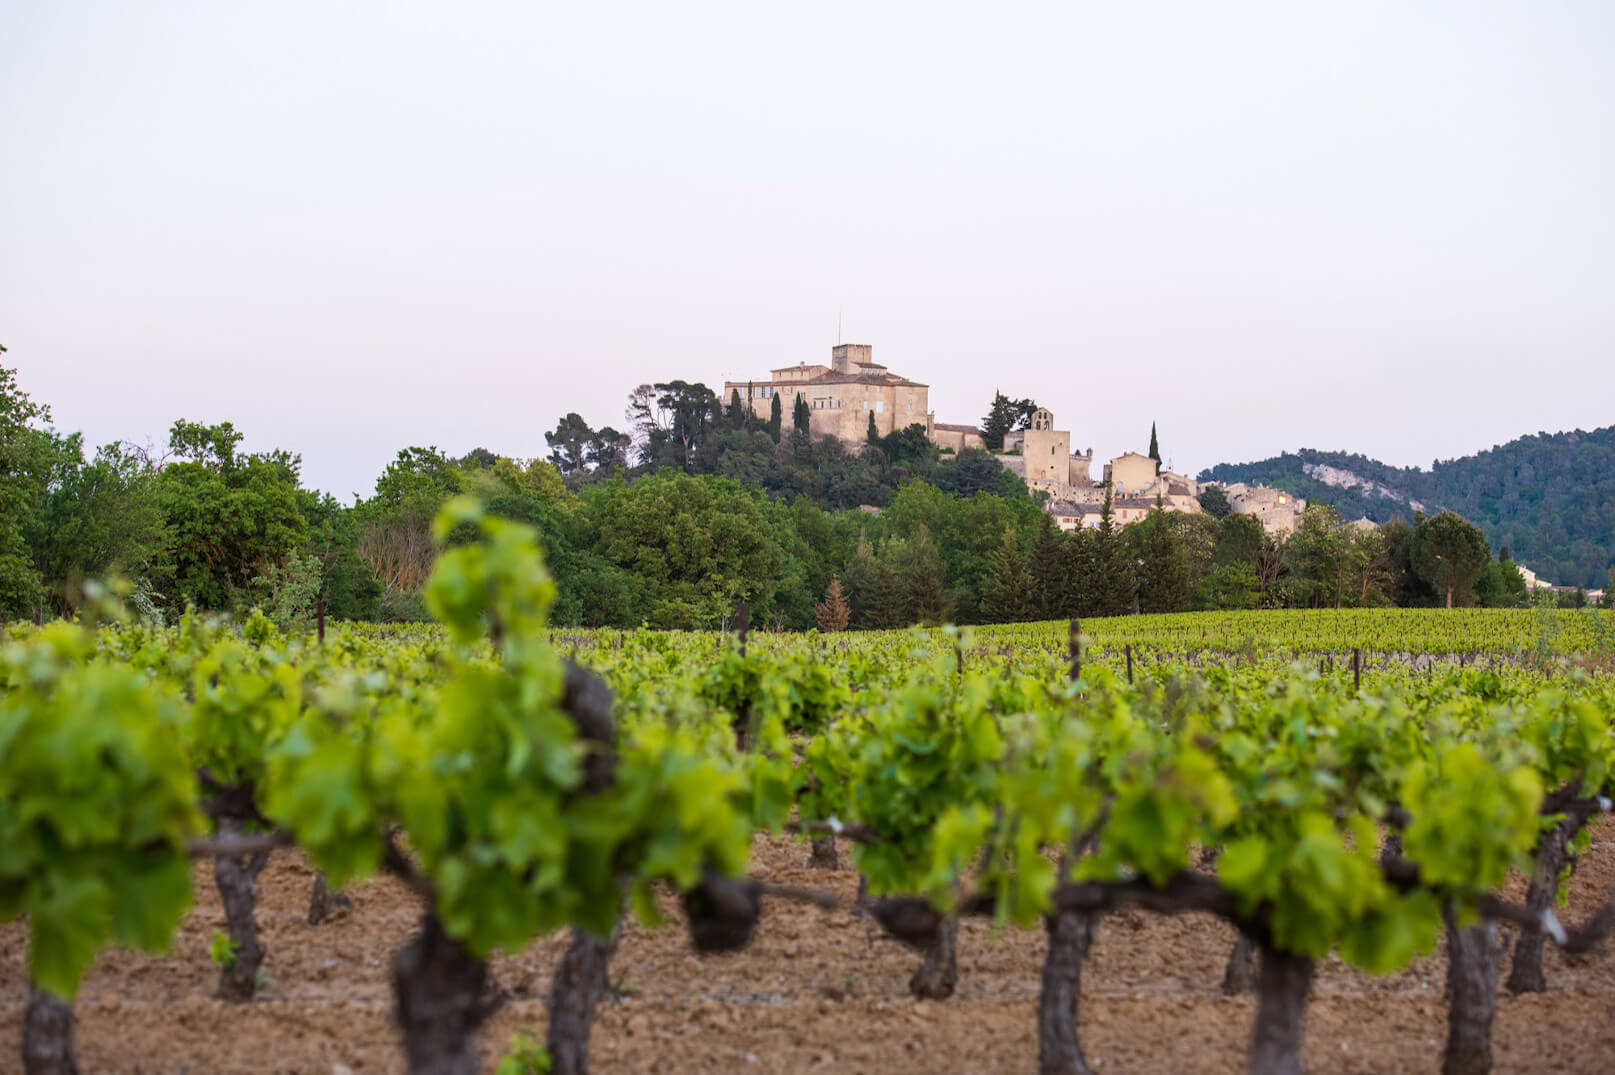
[723,344,978,448]
[1222,483,1306,535]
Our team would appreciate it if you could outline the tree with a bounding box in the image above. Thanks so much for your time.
[979,527,1031,623]
[546,413,594,474]
[814,575,851,632]
[1009,398,1043,431]
[1412,511,1492,608]
[153,423,309,612]
[0,368,49,618]
[625,382,717,469]
[24,440,167,619]
[1133,503,1190,613]
[981,392,1014,452]
[1476,559,1528,608]
[792,393,810,438]
[1286,504,1348,609]
[867,410,880,445]
[458,447,499,469]
[1147,422,1161,473]
[1027,515,1068,620]
[585,471,783,628]
[1091,485,1136,616]
[1198,484,1232,519]
[898,524,950,625]
[767,393,783,443]
[357,446,463,618]
[585,427,631,472]
[1345,527,1393,607]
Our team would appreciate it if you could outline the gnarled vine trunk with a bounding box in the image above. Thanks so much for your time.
[391,913,495,1075]
[1222,931,1258,995]
[808,835,839,870]
[1248,945,1313,1075]
[1038,909,1098,1075]
[23,985,77,1075]
[1506,819,1570,995]
[307,871,353,925]
[909,913,959,999]
[1443,909,1504,1075]
[546,926,617,1075]
[213,817,270,1002]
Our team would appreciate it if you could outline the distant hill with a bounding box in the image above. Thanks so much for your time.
[1199,428,1615,590]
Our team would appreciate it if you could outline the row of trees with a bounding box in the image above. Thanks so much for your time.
[5,360,1596,631]
[2,365,375,625]
[949,496,1547,630]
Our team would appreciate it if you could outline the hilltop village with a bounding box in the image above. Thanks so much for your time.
[723,343,1317,536]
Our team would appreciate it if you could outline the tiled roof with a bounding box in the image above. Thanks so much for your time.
[800,371,927,388]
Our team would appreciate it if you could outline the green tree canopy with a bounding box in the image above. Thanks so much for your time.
[1412,511,1492,608]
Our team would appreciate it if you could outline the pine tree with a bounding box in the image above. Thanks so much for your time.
[1093,484,1137,616]
[980,527,1031,623]
[1135,503,1190,613]
[1148,422,1161,473]
[1064,526,1099,617]
[981,392,1014,452]
[814,575,851,632]
[864,544,905,629]
[901,524,951,625]
[1027,515,1069,620]
[766,393,782,442]
[840,532,878,626]
[792,393,810,437]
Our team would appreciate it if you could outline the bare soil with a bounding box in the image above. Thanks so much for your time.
[4,820,1615,1074]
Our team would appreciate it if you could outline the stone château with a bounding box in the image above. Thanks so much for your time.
[723,344,983,450]
[723,341,1308,535]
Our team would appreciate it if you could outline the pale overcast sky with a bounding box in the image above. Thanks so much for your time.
[4,1,1612,498]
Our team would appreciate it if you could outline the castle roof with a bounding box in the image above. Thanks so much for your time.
[932,422,981,433]
[801,370,926,388]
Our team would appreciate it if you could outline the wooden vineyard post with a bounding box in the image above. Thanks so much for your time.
[736,601,749,657]
[1125,644,1133,685]
[316,596,326,646]
[1068,619,1081,683]
[1353,648,1361,693]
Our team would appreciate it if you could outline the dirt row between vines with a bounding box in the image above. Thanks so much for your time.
[4,819,1615,1074]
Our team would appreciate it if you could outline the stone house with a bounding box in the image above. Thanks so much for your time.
[1222,483,1306,535]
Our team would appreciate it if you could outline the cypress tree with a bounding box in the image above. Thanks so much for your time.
[793,393,810,437]
[728,389,747,428]
[767,393,782,442]
[867,410,880,444]
[980,527,1031,623]
[1148,422,1161,473]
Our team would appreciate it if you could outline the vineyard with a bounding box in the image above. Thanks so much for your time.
[3,503,1615,1074]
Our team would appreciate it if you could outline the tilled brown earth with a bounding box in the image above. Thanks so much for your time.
[4,821,1615,1074]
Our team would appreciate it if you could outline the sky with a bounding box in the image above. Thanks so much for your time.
[4,1,1613,499]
